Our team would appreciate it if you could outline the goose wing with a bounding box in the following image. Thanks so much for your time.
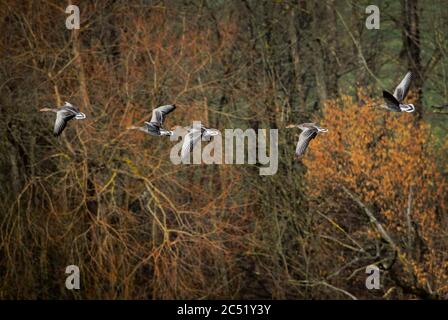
[149,104,176,125]
[62,103,85,119]
[295,127,318,158]
[382,90,401,112]
[54,110,76,136]
[180,128,202,161]
[63,102,81,113]
[393,71,412,102]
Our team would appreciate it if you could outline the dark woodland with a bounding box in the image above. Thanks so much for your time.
[0,0,447,299]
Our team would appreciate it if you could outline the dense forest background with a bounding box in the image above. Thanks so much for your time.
[0,0,447,299]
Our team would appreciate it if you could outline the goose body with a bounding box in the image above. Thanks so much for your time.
[381,71,415,112]
[290,123,328,158]
[181,125,219,161]
[40,101,86,136]
[128,104,176,136]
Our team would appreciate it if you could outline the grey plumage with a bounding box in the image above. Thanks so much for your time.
[294,123,328,158]
[129,104,176,136]
[180,125,219,161]
[382,91,402,112]
[144,104,176,136]
[382,71,415,113]
[40,101,86,136]
[393,71,413,103]
[296,127,318,158]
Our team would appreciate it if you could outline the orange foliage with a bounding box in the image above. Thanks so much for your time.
[304,94,448,297]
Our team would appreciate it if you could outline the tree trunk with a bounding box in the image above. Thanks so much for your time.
[311,2,328,105]
[402,0,423,118]
[287,5,302,111]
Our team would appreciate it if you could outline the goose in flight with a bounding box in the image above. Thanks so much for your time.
[381,71,415,112]
[287,123,328,158]
[181,125,219,161]
[40,101,86,136]
[128,104,176,136]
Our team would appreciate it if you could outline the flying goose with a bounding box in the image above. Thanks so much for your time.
[40,101,86,136]
[128,104,176,136]
[181,125,219,161]
[381,71,415,112]
[287,123,328,158]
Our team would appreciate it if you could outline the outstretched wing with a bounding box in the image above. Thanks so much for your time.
[180,128,202,161]
[149,104,176,125]
[63,102,81,114]
[295,128,318,158]
[54,110,76,136]
[382,90,401,112]
[393,71,412,102]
